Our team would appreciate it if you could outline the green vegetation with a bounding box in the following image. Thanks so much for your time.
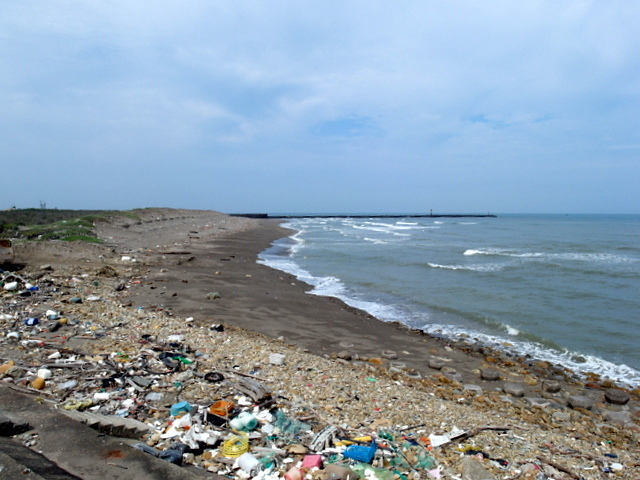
[0,209,141,243]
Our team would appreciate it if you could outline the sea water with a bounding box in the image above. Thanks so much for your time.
[258,214,640,387]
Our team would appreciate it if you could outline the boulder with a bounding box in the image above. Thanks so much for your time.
[568,395,594,410]
[502,383,525,397]
[480,368,501,381]
[604,389,630,405]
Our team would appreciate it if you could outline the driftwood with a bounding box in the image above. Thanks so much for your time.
[229,376,271,402]
[536,456,582,480]
[450,425,510,442]
[223,368,269,382]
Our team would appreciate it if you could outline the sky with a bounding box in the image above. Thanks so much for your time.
[1,1,639,214]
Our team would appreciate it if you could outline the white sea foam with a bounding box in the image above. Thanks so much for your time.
[364,237,388,244]
[427,262,505,272]
[463,248,542,257]
[463,248,634,264]
[550,252,635,264]
[352,224,410,236]
[419,324,640,387]
[301,270,406,323]
[505,325,520,336]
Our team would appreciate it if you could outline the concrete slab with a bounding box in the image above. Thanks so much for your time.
[0,386,224,480]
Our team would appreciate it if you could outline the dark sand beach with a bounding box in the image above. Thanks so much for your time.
[125,218,491,383]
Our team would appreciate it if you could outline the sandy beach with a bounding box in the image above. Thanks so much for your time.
[1,208,639,479]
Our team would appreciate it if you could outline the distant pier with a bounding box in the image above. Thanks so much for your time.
[231,213,497,219]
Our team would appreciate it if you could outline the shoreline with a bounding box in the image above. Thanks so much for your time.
[122,214,638,394]
[2,208,639,479]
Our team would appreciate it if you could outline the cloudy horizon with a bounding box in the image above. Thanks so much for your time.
[2,1,638,214]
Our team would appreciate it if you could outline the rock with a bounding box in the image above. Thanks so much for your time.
[460,456,496,480]
[523,375,538,386]
[520,463,541,476]
[381,350,398,359]
[428,358,445,370]
[502,383,525,397]
[96,265,118,277]
[480,368,500,381]
[286,444,308,455]
[463,384,483,396]
[543,380,561,393]
[568,395,594,410]
[604,388,630,405]
[205,292,221,300]
[337,351,353,361]
[603,410,632,426]
[525,397,553,409]
[389,361,406,370]
[552,411,572,423]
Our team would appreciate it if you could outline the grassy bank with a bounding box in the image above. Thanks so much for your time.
[0,209,139,242]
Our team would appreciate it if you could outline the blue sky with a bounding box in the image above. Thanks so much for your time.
[1,1,639,214]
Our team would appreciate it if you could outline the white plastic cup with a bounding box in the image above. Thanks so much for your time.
[36,368,52,379]
[269,353,285,366]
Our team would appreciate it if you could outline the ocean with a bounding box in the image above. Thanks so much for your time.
[258,214,640,387]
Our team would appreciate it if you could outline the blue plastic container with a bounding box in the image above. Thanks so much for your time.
[343,442,377,463]
[170,401,192,417]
